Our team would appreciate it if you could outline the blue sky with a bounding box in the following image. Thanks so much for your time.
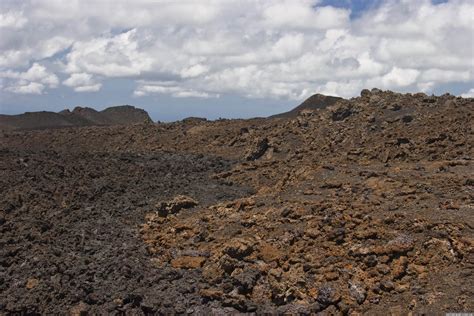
[0,0,472,121]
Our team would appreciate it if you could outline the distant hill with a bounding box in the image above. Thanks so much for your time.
[271,93,343,118]
[66,107,113,125]
[0,112,76,131]
[100,105,152,125]
[0,105,152,131]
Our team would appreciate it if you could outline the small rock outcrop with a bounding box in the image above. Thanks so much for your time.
[156,195,199,217]
[244,137,269,160]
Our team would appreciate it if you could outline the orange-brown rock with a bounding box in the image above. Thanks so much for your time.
[170,256,206,269]
[26,278,39,289]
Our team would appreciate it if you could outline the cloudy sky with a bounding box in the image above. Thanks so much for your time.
[0,0,473,121]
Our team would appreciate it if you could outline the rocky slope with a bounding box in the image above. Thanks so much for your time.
[0,89,473,314]
[271,94,342,118]
[0,105,152,131]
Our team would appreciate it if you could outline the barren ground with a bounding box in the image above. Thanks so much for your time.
[1,90,473,314]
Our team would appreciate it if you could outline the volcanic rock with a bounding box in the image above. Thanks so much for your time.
[0,105,152,131]
[244,137,269,160]
[171,256,206,269]
[1,90,473,314]
[271,93,343,118]
[156,195,199,217]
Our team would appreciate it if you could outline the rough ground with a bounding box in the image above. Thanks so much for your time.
[1,89,473,314]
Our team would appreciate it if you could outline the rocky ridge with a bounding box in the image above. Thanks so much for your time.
[0,105,152,131]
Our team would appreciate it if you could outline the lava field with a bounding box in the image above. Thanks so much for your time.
[0,89,473,314]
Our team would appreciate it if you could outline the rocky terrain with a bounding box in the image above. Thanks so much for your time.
[0,105,152,131]
[0,89,473,314]
[270,94,342,118]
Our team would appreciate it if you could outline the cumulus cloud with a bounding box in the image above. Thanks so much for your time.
[1,63,58,94]
[0,10,27,28]
[1,63,58,87]
[381,67,420,88]
[63,73,102,92]
[262,1,350,29]
[5,82,44,94]
[180,64,209,79]
[134,81,219,99]
[0,0,473,99]
[63,29,153,78]
[461,88,474,98]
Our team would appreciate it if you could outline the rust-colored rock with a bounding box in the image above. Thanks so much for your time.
[156,195,199,217]
[171,256,206,269]
[258,243,282,263]
[26,278,39,289]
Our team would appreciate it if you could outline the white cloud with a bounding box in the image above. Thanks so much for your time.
[315,80,364,98]
[1,63,58,87]
[420,69,471,83]
[0,0,473,99]
[0,63,58,94]
[134,81,219,98]
[6,82,44,94]
[75,84,102,92]
[64,29,153,77]
[180,64,209,78]
[461,88,474,98]
[63,73,102,92]
[0,11,27,28]
[262,1,350,29]
[381,67,420,87]
[271,33,305,60]
[417,81,435,93]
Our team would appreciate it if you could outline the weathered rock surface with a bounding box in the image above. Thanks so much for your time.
[156,195,199,217]
[271,93,343,118]
[1,89,473,314]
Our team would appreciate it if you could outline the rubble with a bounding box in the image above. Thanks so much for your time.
[1,90,473,314]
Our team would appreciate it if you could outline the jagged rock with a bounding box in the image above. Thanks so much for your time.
[156,195,198,217]
[332,106,354,121]
[231,267,260,293]
[199,288,224,301]
[26,278,39,289]
[317,285,341,307]
[244,137,269,161]
[171,256,206,269]
[258,243,282,262]
[374,235,415,255]
[361,89,371,98]
[402,115,413,123]
[223,238,255,259]
[2,89,473,314]
[70,302,89,316]
[349,282,367,304]
[380,280,395,292]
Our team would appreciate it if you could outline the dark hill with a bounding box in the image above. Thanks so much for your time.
[0,112,76,131]
[100,105,152,125]
[72,107,113,125]
[0,105,152,131]
[271,93,343,118]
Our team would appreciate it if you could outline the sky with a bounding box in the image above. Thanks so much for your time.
[0,0,473,121]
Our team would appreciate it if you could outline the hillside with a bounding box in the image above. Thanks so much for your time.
[0,111,76,131]
[0,89,473,315]
[0,105,152,131]
[271,94,343,118]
